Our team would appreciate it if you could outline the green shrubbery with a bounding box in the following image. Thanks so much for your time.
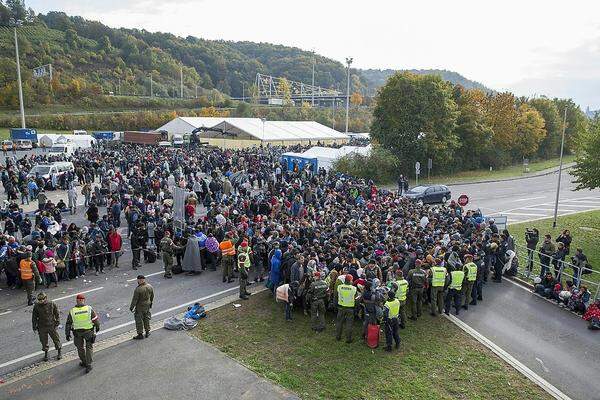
[334,147,400,183]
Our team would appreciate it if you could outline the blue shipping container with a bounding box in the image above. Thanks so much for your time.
[10,128,38,142]
[92,131,114,140]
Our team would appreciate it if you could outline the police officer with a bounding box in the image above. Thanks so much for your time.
[306,271,328,332]
[65,293,100,373]
[444,267,464,316]
[383,291,401,352]
[335,274,357,343]
[130,275,154,339]
[238,253,250,300]
[160,231,177,278]
[462,254,477,310]
[429,262,448,316]
[394,271,408,329]
[406,259,426,320]
[32,292,62,361]
[19,252,41,306]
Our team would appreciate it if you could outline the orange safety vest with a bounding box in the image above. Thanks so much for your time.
[219,240,235,256]
[20,260,34,280]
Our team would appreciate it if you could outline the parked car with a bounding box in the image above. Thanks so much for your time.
[14,139,33,150]
[404,185,451,204]
[28,162,75,189]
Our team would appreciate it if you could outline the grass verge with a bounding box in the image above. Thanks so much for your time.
[191,291,550,400]
[510,209,600,286]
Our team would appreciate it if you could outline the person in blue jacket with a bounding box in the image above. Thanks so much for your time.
[269,249,282,293]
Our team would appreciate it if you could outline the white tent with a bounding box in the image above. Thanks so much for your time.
[38,134,95,149]
[298,145,372,170]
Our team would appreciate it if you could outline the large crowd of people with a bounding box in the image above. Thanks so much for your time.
[0,140,598,342]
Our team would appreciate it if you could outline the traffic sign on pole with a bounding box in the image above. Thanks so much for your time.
[415,161,421,186]
[458,194,469,207]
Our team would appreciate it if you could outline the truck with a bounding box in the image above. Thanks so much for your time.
[10,128,38,144]
[123,131,165,145]
[92,131,114,140]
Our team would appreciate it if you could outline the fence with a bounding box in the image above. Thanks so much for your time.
[513,242,600,301]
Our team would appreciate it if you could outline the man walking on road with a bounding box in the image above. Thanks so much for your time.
[65,294,100,373]
[32,292,62,361]
[107,227,122,269]
[130,275,154,339]
[160,231,178,278]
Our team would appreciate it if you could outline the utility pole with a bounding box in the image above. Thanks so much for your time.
[118,77,121,95]
[150,73,153,97]
[311,49,315,107]
[195,84,198,99]
[552,107,568,228]
[345,57,353,134]
[12,19,25,128]
[242,82,245,102]
[180,65,183,98]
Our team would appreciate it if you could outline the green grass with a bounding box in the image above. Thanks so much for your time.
[0,128,72,140]
[510,209,600,287]
[192,291,550,400]
[426,155,576,185]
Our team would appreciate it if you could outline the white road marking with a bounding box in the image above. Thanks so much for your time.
[0,310,12,316]
[552,203,598,208]
[126,271,164,282]
[0,286,239,371]
[513,196,546,202]
[445,314,572,400]
[502,212,549,217]
[52,287,104,302]
[521,208,576,212]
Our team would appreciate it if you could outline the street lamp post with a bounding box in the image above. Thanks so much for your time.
[11,19,25,128]
[261,117,266,147]
[311,50,315,107]
[345,57,353,134]
[552,107,568,228]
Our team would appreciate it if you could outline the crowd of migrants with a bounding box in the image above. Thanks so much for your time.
[1,143,598,346]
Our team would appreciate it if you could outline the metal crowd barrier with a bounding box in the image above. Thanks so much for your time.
[513,242,600,301]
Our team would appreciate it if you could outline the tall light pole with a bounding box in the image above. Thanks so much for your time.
[344,57,353,134]
[552,107,568,228]
[261,117,266,147]
[11,19,25,128]
[311,49,315,107]
[150,73,153,97]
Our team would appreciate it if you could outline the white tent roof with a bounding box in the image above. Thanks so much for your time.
[157,117,348,141]
[216,119,348,141]
[38,134,95,148]
[296,145,372,170]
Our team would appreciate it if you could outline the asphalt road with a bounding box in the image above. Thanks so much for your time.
[456,279,600,400]
[448,169,600,224]
[1,167,599,395]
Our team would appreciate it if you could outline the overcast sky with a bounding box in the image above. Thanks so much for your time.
[31,0,600,109]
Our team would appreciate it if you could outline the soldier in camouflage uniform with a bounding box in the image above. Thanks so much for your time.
[160,231,178,278]
[32,292,62,361]
[130,275,154,339]
[238,253,250,300]
[306,271,329,332]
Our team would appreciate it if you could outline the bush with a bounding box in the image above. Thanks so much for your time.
[334,147,400,184]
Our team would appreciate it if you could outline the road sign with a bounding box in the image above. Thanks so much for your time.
[415,161,421,174]
[458,194,469,207]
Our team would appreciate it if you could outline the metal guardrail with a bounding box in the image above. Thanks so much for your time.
[513,242,600,301]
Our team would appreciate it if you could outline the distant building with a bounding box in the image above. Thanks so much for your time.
[156,117,349,148]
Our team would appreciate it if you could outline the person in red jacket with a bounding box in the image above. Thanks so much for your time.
[107,227,123,269]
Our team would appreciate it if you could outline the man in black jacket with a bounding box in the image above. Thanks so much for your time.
[525,228,539,277]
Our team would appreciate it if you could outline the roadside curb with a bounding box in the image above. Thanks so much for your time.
[0,285,267,386]
[446,163,575,186]
[445,313,572,400]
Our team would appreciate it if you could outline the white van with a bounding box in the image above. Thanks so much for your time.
[49,143,75,155]
[28,161,75,187]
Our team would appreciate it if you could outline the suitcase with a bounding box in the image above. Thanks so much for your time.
[144,248,157,263]
[366,323,380,349]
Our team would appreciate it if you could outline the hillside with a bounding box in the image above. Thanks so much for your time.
[360,68,491,95]
[0,2,490,111]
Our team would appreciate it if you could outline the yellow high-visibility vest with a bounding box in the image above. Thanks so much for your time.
[431,266,447,287]
[395,279,408,301]
[385,299,400,318]
[337,284,357,307]
[70,305,93,330]
[450,270,465,290]
[464,262,478,282]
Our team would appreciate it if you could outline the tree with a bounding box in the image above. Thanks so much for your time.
[350,92,363,106]
[5,0,27,21]
[514,104,547,158]
[482,92,518,166]
[553,98,588,153]
[371,72,459,172]
[572,115,600,190]
[277,77,292,105]
[529,97,562,159]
